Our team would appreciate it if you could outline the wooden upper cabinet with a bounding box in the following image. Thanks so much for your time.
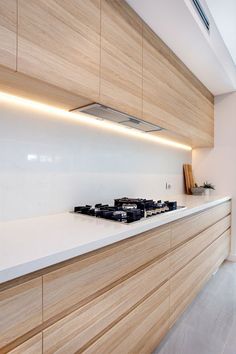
[17,0,100,101]
[100,0,142,118]
[0,0,17,70]
[143,24,214,148]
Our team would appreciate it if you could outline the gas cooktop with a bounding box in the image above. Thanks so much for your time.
[74,197,185,224]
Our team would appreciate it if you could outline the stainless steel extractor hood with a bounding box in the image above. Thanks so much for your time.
[71,103,164,133]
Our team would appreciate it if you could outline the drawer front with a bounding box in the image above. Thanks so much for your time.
[43,225,171,320]
[8,334,42,354]
[0,278,42,348]
[170,229,230,326]
[43,255,169,354]
[172,201,231,247]
[170,214,231,276]
[83,281,169,354]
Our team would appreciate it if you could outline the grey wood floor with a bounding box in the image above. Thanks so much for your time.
[153,261,236,354]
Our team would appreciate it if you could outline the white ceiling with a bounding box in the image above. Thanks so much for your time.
[206,0,236,66]
[127,0,236,95]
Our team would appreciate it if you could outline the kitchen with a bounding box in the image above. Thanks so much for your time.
[0,0,235,353]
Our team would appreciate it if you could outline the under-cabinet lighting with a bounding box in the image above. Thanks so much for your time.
[0,91,192,151]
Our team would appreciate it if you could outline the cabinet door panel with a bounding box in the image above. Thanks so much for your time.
[18,0,100,101]
[143,24,214,148]
[170,230,230,326]
[171,201,231,248]
[0,278,42,348]
[100,0,142,117]
[43,225,171,321]
[8,334,42,354]
[43,256,169,354]
[83,282,169,354]
[0,0,17,69]
[170,214,231,276]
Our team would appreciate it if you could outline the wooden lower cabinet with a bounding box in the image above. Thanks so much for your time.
[171,200,231,248]
[170,214,231,276]
[8,334,42,354]
[170,229,230,326]
[43,255,169,354]
[0,277,42,349]
[43,225,171,321]
[0,201,231,354]
[83,282,170,354]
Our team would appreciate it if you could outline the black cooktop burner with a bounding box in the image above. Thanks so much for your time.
[74,197,178,223]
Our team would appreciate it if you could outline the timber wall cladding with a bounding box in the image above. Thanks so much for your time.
[0,201,231,354]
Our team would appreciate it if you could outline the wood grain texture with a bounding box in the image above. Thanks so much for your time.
[18,0,100,101]
[84,281,170,354]
[100,0,142,117]
[170,214,231,276]
[0,278,42,348]
[0,0,17,70]
[43,225,171,321]
[171,201,231,248]
[0,65,91,110]
[143,23,214,148]
[170,229,230,326]
[0,202,231,353]
[43,256,170,354]
[154,261,236,354]
[8,334,42,354]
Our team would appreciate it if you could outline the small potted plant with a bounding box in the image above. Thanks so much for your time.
[191,183,205,195]
[202,181,215,196]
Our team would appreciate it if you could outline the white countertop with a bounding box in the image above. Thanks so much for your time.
[0,195,231,283]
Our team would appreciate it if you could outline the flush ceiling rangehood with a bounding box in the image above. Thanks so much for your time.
[72,103,164,134]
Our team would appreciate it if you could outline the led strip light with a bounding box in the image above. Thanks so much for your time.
[0,91,192,151]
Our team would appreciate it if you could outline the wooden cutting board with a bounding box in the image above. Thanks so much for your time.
[183,164,195,194]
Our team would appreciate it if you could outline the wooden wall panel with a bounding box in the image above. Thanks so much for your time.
[18,0,100,101]
[100,0,142,117]
[0,278,42,348]
[143,24,214,148]
[43,225,171,321]
[0,0,17,70]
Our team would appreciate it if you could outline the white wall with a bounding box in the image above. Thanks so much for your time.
[193,92,236,258]
[0,101,191,221]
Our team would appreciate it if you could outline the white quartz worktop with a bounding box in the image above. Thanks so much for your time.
[0,195,231,283]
